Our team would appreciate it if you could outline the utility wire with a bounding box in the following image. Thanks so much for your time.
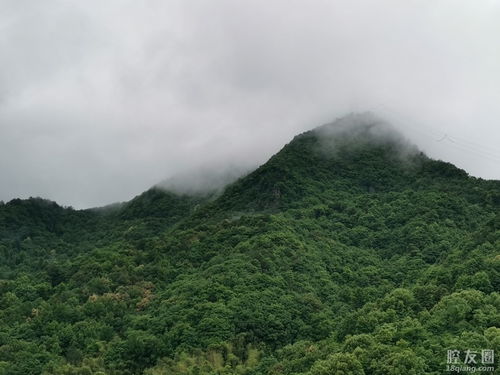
[370,104,500,164]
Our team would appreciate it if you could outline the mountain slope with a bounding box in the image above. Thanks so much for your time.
[215,116,486,214]
[0,115,498,375]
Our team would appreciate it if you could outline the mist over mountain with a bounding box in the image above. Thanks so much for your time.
[0,116,498,374]
[2,1,500,209]
[156,163,253,197]
[315,113,419,158]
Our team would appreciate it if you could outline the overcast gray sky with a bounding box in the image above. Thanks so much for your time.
[1,0,500,208]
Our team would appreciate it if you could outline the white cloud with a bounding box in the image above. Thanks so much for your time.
[1,0,499,208]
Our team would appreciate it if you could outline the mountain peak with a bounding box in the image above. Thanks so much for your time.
[216,114,469,212]
[312,112,418,156]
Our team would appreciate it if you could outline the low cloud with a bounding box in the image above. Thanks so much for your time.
[156,162,253,197]
[1,0,499,208]
[315,113,421,165]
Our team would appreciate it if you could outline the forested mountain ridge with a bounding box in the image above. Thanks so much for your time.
[0,116,498,374]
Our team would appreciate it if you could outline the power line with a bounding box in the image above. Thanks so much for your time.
[370,104,500,164]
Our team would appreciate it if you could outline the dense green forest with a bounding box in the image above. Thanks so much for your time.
[0,119,498,374]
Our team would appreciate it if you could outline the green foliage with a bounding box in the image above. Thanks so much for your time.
[0,123,498,374]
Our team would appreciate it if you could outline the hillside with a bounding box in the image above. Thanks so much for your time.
[0,115,498,375]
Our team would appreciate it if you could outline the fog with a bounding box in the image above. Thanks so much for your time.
[1,0,500,208]
[315,112,421,159]
[156,162,252,196]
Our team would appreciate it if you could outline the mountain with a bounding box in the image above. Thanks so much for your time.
[0,114,498,375]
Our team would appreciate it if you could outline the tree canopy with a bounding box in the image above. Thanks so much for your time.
[0,122,498,374]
